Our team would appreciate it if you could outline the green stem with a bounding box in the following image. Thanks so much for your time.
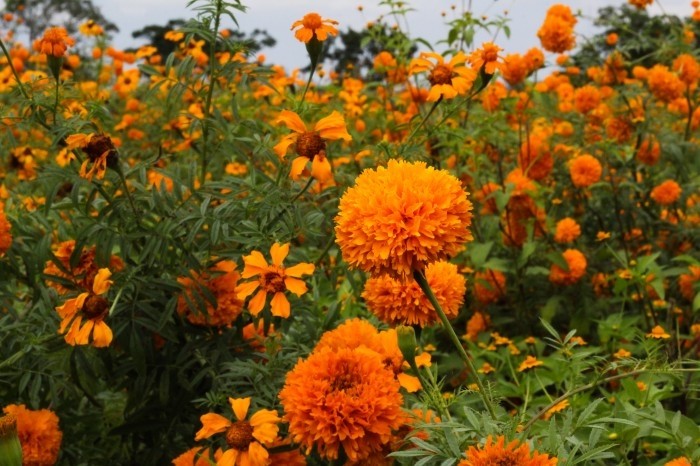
[114,164,141,226]
[266,176,314,230]
[405,97,442,146]
[300,67,315,105]
[413,269,498,420]
[53,76,60,124]
[200,0,224,185]
[0,38,30,100]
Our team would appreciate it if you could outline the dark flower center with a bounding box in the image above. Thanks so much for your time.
[82,295,109,319]
[84,134,118,166]
[429,65,453,86]
[226,421,254,450]
[261,271,286,293]
[295,132,326,160]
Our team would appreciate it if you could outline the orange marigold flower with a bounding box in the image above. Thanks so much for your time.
[274,110,351,182]
[537,15,575,54]
[646,325,670,339]
[629,0,653,9]
[518,355,544,372]
[501,53,529,86]
[2,404,62,466]
[36,26,75,57]
[0,204,11,256]
[465,311,490,342]
[43,240,123,294]
[468,42,503,75]
[573,85,601,114]
[291,13,339,43]
[473,270,506,305]
[664,457,691,466]
[554,217,581,244]
[459,435,557,466]
[569,154,602,188]
[177,261,244,327]
[679,265,700,301]
[549,249,587,285]
[647,65,684,102]
[673,53,700,86]
[334,159,473,278]
[280,346,405,462]
[543,399,570,420]
[410,51,477,101]
[56,268,114,347]
[519,132,553,180]
[636,138,661,166]
[650,180,682,206]
[362,260,466,327]
[606,32,619,46]
[194,397,280,466]
[236,243,315,318]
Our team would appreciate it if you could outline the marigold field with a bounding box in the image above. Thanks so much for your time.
[1,0,700,465]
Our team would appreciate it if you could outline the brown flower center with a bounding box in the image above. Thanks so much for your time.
[226,421,254,450]
[82,295,109,319]
[295,132,326,160]
[494,453,518,466]
[84,134,118,165]
[429,64,453,86]
[261,271,286,293]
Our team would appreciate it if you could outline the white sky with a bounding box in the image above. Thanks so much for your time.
[3,0,693,69]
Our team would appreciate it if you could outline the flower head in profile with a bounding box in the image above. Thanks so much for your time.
[335,160,473,279]
[646,325,670,339]
[3,404,63,466]
[291,13,339,43]
[410,51,476,101]
[280,346,405,462]
[56,268,114,347]
[518,355,544,372]
[36,26,75,57]
[274,110,352,182]
[236,243,315,318]
[195,397,280,466]
[459,435,558,466]
[362,260,466,327]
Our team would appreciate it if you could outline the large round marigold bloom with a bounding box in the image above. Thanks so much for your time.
[279,346,405,462]
[459,435,557,466]
[2,404,62,466]
[362,260,465,327]
[549,249,587,286]
[335,159,473,278]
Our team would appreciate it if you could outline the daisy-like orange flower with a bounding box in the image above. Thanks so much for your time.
[518,355,544,372]
[195,397,280,466]
[459,435,558,466]
[274,110,352,182]
[236,243,315,318]
[291,13,339,43]
[36,26,75,57]
[362,260,466,327]
[279,345,405,462]
[335,160,473,279]
[410,51,477,101]
[468,42,503,74]
[646,325,671,339]
[3,404,63,466]
[56,268,114,347]
[66,133,119,181]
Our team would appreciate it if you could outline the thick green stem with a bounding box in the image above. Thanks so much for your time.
[413,269,498,420]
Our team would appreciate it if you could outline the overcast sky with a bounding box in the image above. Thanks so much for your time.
[4,0,693,69]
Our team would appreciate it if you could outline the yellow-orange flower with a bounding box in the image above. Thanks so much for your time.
[549,249,587,285]
[194,397,280,466]
[465,311,491,342]
[650,180,682,206]
[78,19,104,36]
[537,14,576,54]
[473,270,506,305]
[543,399,570,420]
[56,268,114,347]
[43,240,123,294]
[468,42,503,75]
[236,243,315,318]
[36,26,75,57]
[410,51,477,101]
[335,159,473,278]
[280,346,405,462]
[291,13,338,43]
[664,457,691,466]
[569,154,602,188]
[459,435,558,466]
[679,265,700,301]
[518,355,544,372]
[362,260,465,327]
[177,261,244,327]
[274,110,351,182]
[2,404,62,466]
[646,325,670,339]
[554,217,581,244]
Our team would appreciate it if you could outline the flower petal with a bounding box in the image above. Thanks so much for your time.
[290,156,310,180]
[314,111,352,141]
[285,262,315,278]
[273,134,298,159]
[195,413,231,441]
[92,268,112,295]
[398,373,422,393]
[247,441,270,464]
[270,292,290,318]
[284,277,308,296]
[275,110,307,134]
[311,155,333,182]
[91,320,113,348]
[249,289,267,315]
[242,251,269,278]
[216,448,238,466]
[269,243,289,267]
[229,397,250,421]
[236,280,260,300]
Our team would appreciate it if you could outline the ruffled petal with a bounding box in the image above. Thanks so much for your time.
[91,320,113,347]
[229,397,250,421]
[74,319,95,346]
[289,156,310,180]
[241,251,269,278]
[269,243,289,267]
[195,413,231,441]
[92,268,112,295]
[311,154,333,182]
[273,134,298,159]
[275,110,307,134]
[398,373,422,393]
[314,111,352,141]
[270,292,290,318]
